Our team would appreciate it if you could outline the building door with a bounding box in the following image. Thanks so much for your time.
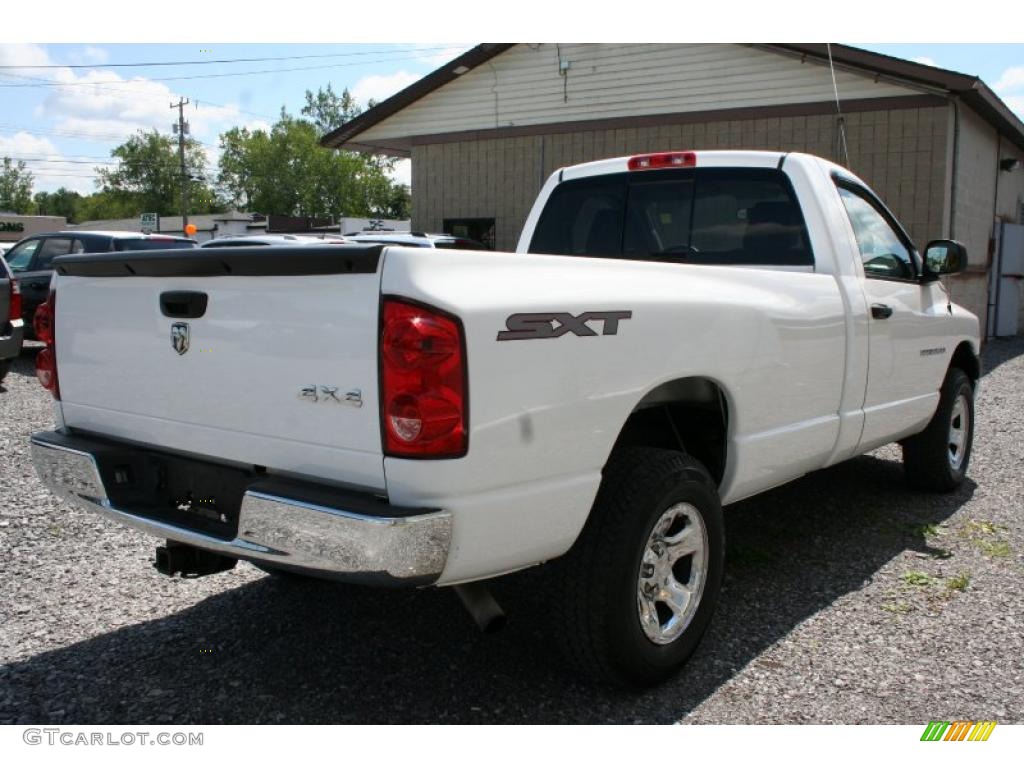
[989,222,1023,337]
[443,218,495,250]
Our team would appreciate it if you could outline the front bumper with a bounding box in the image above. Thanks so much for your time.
[31,430,452,586]
[0,318,24,361]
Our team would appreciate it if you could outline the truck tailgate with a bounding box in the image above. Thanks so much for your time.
[52,246,386,491]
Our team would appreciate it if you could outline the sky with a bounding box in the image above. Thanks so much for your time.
[1,42,1021,197]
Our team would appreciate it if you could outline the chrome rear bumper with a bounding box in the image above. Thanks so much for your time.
[31,431,451,586]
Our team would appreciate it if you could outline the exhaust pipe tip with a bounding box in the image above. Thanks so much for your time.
[453,582,506,634]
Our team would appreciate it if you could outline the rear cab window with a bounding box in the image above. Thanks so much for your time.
[529,167,814,268]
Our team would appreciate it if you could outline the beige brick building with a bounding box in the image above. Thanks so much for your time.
[323,44,1024,335]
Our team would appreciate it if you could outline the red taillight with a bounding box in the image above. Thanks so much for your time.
[34,290,59,399]
[627,151,697,171]
[8,279,21,323]
[381,298,467,458]
[33,295,54,344]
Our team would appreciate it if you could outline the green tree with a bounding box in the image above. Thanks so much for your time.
[0,157,35,213]
[301,83,363,135]
[379,183,412,220]
[74,191,137,222]
[96,130,221,217]
[34,187,82,222]
[217,92,407,220]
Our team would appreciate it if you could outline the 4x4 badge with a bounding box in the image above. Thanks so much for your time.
[170,322,190,355]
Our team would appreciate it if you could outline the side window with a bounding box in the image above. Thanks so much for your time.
[836,185,915,280]
[32,238,74,271]
[70,239,86,254]
[3,239,41,272]
[529,178,625,257]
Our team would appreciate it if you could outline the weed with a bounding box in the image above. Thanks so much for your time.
[902,570,936,588]
[945,572,971,592]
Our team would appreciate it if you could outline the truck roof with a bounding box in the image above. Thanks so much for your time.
[560,150,789,181]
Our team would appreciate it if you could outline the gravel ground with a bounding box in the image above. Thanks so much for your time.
[1,339,1022,724]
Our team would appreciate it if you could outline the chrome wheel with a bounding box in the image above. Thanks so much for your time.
[637,502,709,645]
[948,393,970,471]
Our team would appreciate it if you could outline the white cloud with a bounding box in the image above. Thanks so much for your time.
[994,66,1024,93]
[0,43,52,70]
[389,158,411,187]
[0,131,96,194]
[352,70,420,105]
[912,56,937,67]
[1003,95,1024,120]
[68,46,109,65]
[991,66,1024,120]
[38,69,244,145]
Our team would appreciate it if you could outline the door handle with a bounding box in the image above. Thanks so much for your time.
[871,303,893,320]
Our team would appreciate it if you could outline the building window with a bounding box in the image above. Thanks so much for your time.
[443,218,495,250]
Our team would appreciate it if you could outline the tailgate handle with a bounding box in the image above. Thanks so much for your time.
[160,291,208,319]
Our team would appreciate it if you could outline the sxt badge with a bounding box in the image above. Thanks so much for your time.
[497,311,632,341]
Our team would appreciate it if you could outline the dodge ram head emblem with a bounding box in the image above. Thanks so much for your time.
[170,322,190,355]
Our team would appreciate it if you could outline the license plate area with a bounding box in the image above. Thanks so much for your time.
[87,438,253,540]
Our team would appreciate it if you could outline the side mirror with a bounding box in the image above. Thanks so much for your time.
[923,240,968,276]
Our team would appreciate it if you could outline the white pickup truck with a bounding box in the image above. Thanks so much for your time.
[31,150,980,686]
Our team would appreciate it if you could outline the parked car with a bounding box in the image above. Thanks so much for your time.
[30,151,979,687]
[4,231,196,338]
[201,234,350,248]
[345,231,486,250]
[0,255,24,385]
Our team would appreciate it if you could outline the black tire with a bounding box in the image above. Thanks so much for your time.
[0,359,9,385]
[902,367,974,492]
[549,446,724,687]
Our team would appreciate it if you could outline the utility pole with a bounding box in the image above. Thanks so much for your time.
[170,98,190,231]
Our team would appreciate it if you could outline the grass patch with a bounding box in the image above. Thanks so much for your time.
[961,519,1001,537]
[959,519,1012,559]
[978,540,1012,558]
[901,570,936,588]
[945,572,971,592]
[912,523,944,538]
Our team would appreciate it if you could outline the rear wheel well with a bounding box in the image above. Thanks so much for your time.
[610,378,729,486]
[950,341,980,384]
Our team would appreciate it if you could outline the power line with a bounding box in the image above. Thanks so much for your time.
[0,52,437,89]
[0,69,279,125]
[3,156,135,165]
[0,46,456,70]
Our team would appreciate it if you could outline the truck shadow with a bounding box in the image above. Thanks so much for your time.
[2,452,975,724]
